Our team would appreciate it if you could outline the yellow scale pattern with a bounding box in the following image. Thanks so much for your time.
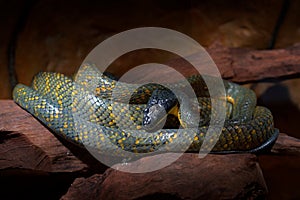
[12,64,278,155]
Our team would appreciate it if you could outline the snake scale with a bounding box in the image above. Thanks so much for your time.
[13,64,278,155]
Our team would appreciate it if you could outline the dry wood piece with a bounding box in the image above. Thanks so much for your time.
[62,153,268,200]
[125,42,300,84]
[1,100,300,199]
[201,42,300,82]
[258,133,300,200]
[60,174,105,200]
[270,133,300,154]
[225,44,300,82]
[62,133,300,200]
[0,100,88,173]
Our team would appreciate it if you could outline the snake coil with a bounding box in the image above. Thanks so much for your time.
[13,64,279,155]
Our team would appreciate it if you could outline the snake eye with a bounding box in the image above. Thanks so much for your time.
[142,89,177,132]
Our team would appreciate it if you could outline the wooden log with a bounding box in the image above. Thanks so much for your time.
[224,44,300,82]
[270,133,300,155]
[118,42,300,85]
[189,42,300,82]
[183,43,300,83]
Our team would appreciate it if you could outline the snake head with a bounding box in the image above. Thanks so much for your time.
[143,89,178,132]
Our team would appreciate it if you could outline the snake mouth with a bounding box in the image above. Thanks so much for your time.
[142,89,178,132]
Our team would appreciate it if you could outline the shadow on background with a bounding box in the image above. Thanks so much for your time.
[258,83,300,139]
[257,83,300,200]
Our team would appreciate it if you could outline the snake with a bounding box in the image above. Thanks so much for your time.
[12,63,279,156]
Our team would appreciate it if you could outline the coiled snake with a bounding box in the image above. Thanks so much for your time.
[13,64,279,155]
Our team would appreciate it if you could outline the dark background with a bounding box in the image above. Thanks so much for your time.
[0,0,299,199]
[1,0,299,137]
